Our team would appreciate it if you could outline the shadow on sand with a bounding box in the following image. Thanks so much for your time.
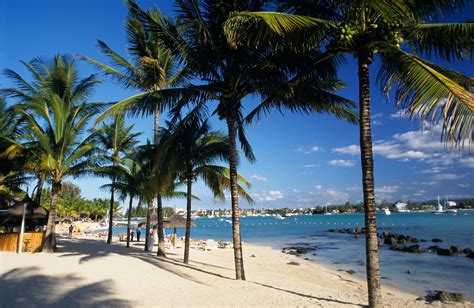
[33,236,365,306]
[0,266,132,307]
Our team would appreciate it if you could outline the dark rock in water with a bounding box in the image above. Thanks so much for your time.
[432,238,443,243]
[450,246,461,254]
[463,248,472,254]
[382,231,390,238]
[390,244,422,253]
[384,237,398,246]
[345,269,357,275]
[281,246,316,256]
[467,252,474,259]
[406,270,412,275]
[328,227,366,235]
[287,261,300,266]
[426,291,471,304]
[420,239,428,242]
[304,258,310,261]
[250,254,256,258]
[427,245,440,253]
[399,239,407,245]
[437,248,453,256]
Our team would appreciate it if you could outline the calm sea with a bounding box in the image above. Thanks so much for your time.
[114,211,474,298]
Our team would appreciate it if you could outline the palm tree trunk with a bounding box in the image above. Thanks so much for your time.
[154,105,166,257]
[156,195,166,256]
[226,117,245,280]
[34,173,45,207]
[126,193,134,248]
[43,181,61,253]
[184,174,193,264]
[106,177,115,244]
[145,200,152,251]
[358,52,382,308]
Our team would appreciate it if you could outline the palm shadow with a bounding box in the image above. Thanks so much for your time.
[54,237,367,306]
[0,267,132,307]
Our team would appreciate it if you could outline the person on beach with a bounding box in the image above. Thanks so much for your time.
[130,228,135,241]
[68,224,74,237]
[136,228,141,242]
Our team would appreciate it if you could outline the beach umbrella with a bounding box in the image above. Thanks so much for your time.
[164,214,196,248]
[137,214,196,248]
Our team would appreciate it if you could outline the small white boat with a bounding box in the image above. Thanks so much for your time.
[382,208,391,215]
[275,214,286,220]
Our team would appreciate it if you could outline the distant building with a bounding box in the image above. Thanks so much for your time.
[394,202,410,212]
[446,201,457,207]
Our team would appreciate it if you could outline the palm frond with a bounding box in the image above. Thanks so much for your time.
[404,21,474,61]
[378,48,474,145]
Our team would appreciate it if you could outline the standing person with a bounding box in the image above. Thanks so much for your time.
[130,228,135,242]
[68,224,74,238]
[136,228,141,242]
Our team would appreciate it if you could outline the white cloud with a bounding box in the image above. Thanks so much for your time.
[315,185,323,190]
[435,173,463,181]
[303,164,319,168]
[251,175,268,182]
[372,120,383,127]
[328,159,355,167]
[372,113,383,119]
[390,110,409,119]
[297,145,323,154]
[459,184,470,188]
[293,189,301,193]
[375,185,399,194]
[253,190,284,202]
[346,185,359,192]
[333,145,360,155]
[460,156,474,168]
[420,167,447,174]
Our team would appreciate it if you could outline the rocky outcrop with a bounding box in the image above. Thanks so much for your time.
[281,246,316,256]
[426,291,471,304]
[432,238,443,243]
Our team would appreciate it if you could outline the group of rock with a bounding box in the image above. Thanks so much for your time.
[328,228,474,259]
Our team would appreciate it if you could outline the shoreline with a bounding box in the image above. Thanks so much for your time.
[1,235,454,307]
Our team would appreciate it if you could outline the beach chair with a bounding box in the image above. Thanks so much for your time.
[118,233,127,242]
[205,239,217,251]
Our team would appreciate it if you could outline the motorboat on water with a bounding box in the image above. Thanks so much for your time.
[381,208,391,215]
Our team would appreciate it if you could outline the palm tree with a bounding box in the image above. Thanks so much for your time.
[6,55,102,252]
[223,2,473,306]
[79,6,185,256]
[130,0,355,280]
[18,93,100,252]
[2,55,101,207]
[101,158,141,248]
[95,115,141,244]
[158,118,253,264]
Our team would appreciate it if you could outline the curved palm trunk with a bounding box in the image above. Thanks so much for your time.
[358,53,382,308]
[34,173,45,207]
[227,118,245,280]
[126,193,134,248]
[106,177,115,244]
[144,200,152,251]
[156,195,166,256]
[183,174,193,264]
[43,181,61,253]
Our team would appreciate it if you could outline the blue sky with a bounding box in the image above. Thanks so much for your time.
[1,0,473,210]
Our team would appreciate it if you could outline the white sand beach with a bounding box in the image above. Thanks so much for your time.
[0,236,467,307]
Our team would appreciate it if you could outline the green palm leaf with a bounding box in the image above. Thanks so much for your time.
[379,48,474,144]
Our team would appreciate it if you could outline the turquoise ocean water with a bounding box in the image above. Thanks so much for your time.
[114,211,474,298]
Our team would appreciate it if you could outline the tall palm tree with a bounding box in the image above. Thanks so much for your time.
[2,55,101,207]
[14,84,101,252]
[79,6,185,256]
[158,118,253,264]
[224,2,473,306]
[95,115,141,244]
[101,157,141,248]
[130,0,355,280]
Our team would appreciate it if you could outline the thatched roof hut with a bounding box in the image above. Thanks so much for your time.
[0,196,48,229]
